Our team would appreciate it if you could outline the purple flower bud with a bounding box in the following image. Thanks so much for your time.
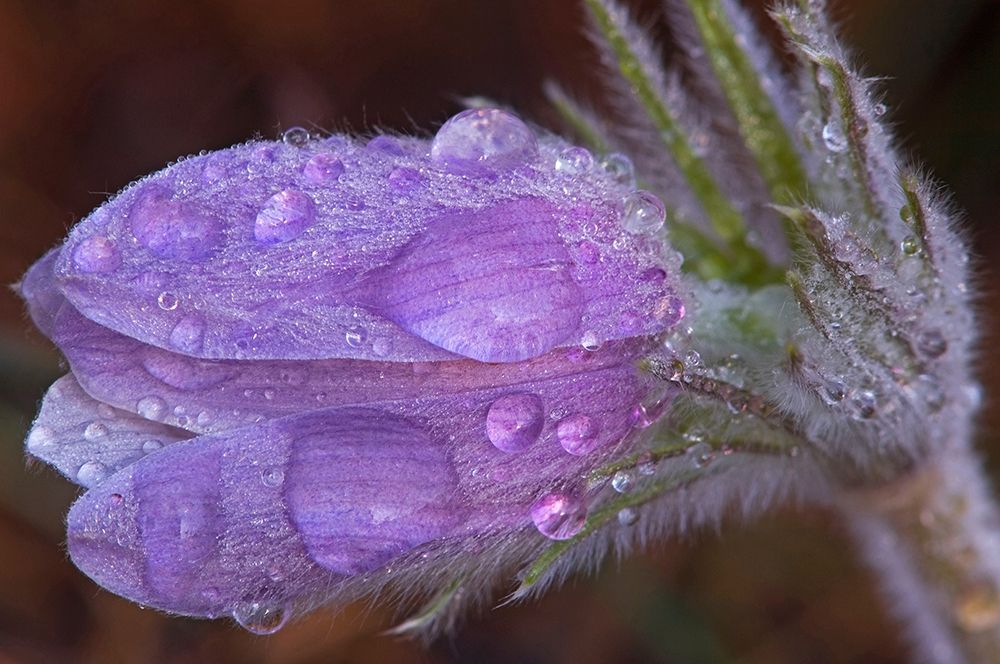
[20,109,684,627]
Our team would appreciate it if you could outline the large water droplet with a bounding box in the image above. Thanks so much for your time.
[617,507,639,527]
[142,439,163,454]
[254,189,316,244]
[580,330,602,352]
[600,153,635,187]
[822,121,847,152]
[136,395,168,421]
[916,329,947,359]
[622,190,666,235]
[169,314,206,354]
[77,460,108,485]
[485,393,544,453]
[282,127,310,147]
[232,601,289,635]
[556,414,600,455]
[26,426,56,452]
[554,146,593,175]
[157,291,179,311]
[430,108,537,172]
[261,467,285,487]
[72,235,121,273]
[688,442,715,469]
[303,153,345,183]
[129,185,220,260]
[83,421,108,442]
[611,470,634,493]
[344,326,368,348]
[387,166,425,192]
[530,491,587,540]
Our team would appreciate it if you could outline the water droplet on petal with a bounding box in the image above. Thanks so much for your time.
[157,291,179,311]
[622,190,666,235]
[684,350,702,368]
[344,325,368,347]
[485,393,544,453]
[611,470,634,493]
[96,403,117,419]
[83,421,108,441]
[688,441,715,469]
[261,467,285,487]
[137,395,167,421]
[916,330,947,359]
[581,330,602,352]
[822,121,847,152]
[255,189,316,244]
[431,108,537,172]
[600,153,635,187]
[530,491,587,540]
[637,452,657,476]
[303,153,344,183]
[129,185,220,260]
[232,601,289,635]
[387,166,425,192]
[900,235,920,256]
[72,235,121,273]
[26,426,56,452]
[77,460,108,485]
[367,135,407,155]
[873,103,887,117]
[556,414,600,455]
[617,507,639,526]
[142,439,163,454]
[282,127,310,147]
[554,146,593,175]
[169,314,206,354]
[850,389,878,420]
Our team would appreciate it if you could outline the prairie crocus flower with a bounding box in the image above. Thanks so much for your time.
[21,108,687,631]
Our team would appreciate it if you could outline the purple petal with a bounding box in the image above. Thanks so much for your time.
[17,247,65,339]
[67,408,464,617]
[25,375,192,488]
[51,112,681,363]
[51,296,654,446]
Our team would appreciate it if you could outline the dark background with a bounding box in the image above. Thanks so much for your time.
[0,1,997,662]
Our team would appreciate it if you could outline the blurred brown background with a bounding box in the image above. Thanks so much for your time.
[0,1,997,662]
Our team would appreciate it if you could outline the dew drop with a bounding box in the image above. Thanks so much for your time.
[387,166,425,192]
[600,153,635,187]
[254,189,316,244]
[83,421,108,442]
[344,325,368,348]
[142,439,163,454]
[129,185,220,260]
[684,350,702,368]
[850,389,878,420]
[26,426,56,452]
[263,388,276,401]
[303,153,344,183]
[556,414,600,455]
[282,127,310,147]
[821,121,847,152]
[485,393,544,453]
[580,330,602,352]
[916,374,945,412]
[820,378,847,405]
[916,330,947,359]
[637,452,657,476]
[900,235,920,256]
[77,460,108,485]
[232,601,289,635]
[72,235,121,274]
[367,135,406,155]
[169,314,206,354]
[622,190,666,235]
[529,491,587,540]
[873,103,887,117]
[430,108,537,172]
[617,508,639,527]
[157,291,179,311]
[611,470,634,493]
[97,403,117,419]
[554,146,593,175]
[688,442,715,469]
[136,395,168,421]
[261,466,285,487]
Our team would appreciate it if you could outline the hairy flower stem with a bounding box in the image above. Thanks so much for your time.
[841,443,1000,664]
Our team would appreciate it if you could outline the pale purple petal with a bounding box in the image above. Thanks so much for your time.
[51,113,681,363]
[25,375,192,488]
[17,247,64,339]
[67,408,464,617]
